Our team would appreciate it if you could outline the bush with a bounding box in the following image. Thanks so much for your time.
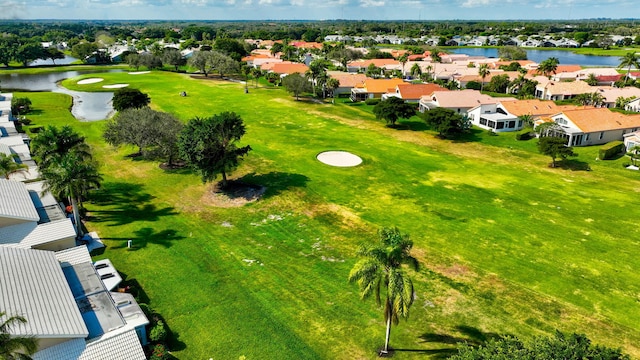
[364,98,380,105]
[465,81,482,90]
[599,140,625,160]
[515,130,534,141]
[149,344,170,360]
[29,125,44,134]
[150,320,168,343]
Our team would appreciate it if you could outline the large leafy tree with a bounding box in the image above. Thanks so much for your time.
[178,112,251,188]
[45,47,65,65]
[15,42,45,66]
[112,88,150,112]
[373,97,416,126]
[282,73,311,101]
[0,153,28,180]
[537,136,576,168]
[348,227,419,355]
[421,107,468,139]
[41,152,102,235]
[104,107,169,157]
[618,52,640,84]
[0,311,38,360]
[449,330,630,360]
[188,50,213,77]
[162,49,185,71]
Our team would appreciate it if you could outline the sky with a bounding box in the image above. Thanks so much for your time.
[1,0,638,21]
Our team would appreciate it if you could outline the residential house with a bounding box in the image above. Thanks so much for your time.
[534,79,595,101]
[346,59,400,73]
[625,97,640,112]
[595,87,640,108]
[419,89,515,115]
[326,71,368,96]
[269,62,309,76]
[546,107,640,146]
[623,131,640,151]
[350,78,405,102]
[382,83,448,103]
[467,99,566,132]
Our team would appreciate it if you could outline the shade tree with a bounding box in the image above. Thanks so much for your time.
[282,73,311,101]
[421,107,468,139]
[372,97,416,127]
[537,136,576,168]
[112,88,151,112]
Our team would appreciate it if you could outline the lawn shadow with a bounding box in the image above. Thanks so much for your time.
[106,227,185,250]
[395,120,428,131]
[88,182,178,226]
[555,159,592,171]
[451,128,483,143]
[239,171,309,199]
[415,325,506,358]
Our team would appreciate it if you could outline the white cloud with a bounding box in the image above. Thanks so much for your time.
[460,0,494,7]
[359,0,384,6]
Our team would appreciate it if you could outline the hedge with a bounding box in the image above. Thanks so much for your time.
[364,98,380,105]
[599,140,625,160]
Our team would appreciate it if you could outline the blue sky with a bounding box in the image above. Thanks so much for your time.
[2,0,638,20]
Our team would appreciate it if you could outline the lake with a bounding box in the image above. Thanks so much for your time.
[30,55,78,66]
[0,69,122,121]
[450,48,622,67]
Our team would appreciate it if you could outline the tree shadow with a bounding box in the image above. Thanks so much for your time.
[105,227,185,250]
[414,325,506,358]
[238,172,310,199]
[395,120,428,131]
[88,182,178,226]
[555,159,592,171]
[451,128,483,143]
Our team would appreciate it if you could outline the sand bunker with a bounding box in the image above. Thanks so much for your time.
[77,78,104,85]
[102,84,129,89]
[128,71,151,75]
[317,151,363,167]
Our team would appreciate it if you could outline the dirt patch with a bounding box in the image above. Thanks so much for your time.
[436,263,476,280]
[201,180,266,208]
[159,161,186,170]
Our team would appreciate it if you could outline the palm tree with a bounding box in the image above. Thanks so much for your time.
[306,60,328,97]
[628,145,640,166]
[0,153,28,180]
[348,227,419,355]
[0,311,38,360]
[398,53,408,79]
[618,52,640,84]
[478,63,490,92]
[30,125,92,172]
[250,67,262,88]
[326,78,340,104]
[425,64,434,82]
[40,152,102,236]
[537,57,559,78]
[410,63,422,79]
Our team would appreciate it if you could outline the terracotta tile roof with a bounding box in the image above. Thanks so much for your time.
[347,59,400,68]
[500,99,565,117]
[362,78,405,93]
[327,72,368,88]
[396,83,448,100]
[379,49,409,59]
[291,41,323,49]
[562,107,640,133]
[408,54,425,61]
[270,62,309,75]
[539,80,594,95]
[596,74,623,82]
[457,71,519,83]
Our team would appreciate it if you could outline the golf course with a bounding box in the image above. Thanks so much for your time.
[16,69,640,359]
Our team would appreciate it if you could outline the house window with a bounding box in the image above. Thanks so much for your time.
[496,122,505,129]
[599,132,604,140]
[488,120,496,128]
[480,118,487,126]
[457,108,461,113]
[518,120,523,127]
[508,121,516,128]
[586,134,590,141]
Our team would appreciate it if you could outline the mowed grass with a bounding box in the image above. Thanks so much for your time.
[19,70,640,359]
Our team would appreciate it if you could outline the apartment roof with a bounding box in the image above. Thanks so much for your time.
[560,108,640,133]
[327,72,368,88]
[360,78,405,93]
[0,246,88,337]
[0,179,39,222]
[425,89,509,108]
[539,80,594,96]
[56,246,93,267]
[32,328,146,360]
[595,86,640,103]
[500,99,565,117]
[0,218,76,248]
[270,62,309,75]
[396,83,448,100]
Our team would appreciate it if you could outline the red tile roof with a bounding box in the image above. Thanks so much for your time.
[396,83,448,100]
[270,62,309,75]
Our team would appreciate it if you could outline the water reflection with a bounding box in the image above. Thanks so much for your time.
[450,48,622,67]
[0,69,123,121]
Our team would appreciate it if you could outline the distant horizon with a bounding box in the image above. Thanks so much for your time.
[2,18,640,22]
[2,0,639,22]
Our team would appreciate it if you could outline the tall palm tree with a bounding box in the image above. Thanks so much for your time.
[0,153,28,180]
[398,53,408,79]
[348,227,419,355]
[326,78,340,104]
[0,311,38,360]
[478,63,490,92]
[410,63,422,79]
[41,152,102,236]
[537,57,559,78]
[618,52,640,84]
[30,125,92,172]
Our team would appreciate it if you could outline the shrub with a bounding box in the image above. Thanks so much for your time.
[364,98,380,105]
[465,81,482,90]
[515,130,533,141]
[150,320,168,343]
[150,344,170,360]
[599,140,625,160]
[29,125,44,134]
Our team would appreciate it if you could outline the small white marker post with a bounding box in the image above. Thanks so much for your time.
[127,239,132,248]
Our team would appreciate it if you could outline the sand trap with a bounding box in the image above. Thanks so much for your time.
[77,78,104,85]
[102,84,129,89]
[317,151,363,167]
[128,71,151,75]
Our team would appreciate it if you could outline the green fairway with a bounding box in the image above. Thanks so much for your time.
[19,70,640,359]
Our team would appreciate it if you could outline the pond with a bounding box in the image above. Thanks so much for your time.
[450,48,623,67]
[30,55,78,66]
[0,69,123,121]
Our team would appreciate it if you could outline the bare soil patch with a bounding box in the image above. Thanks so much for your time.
[201,180,266,208]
